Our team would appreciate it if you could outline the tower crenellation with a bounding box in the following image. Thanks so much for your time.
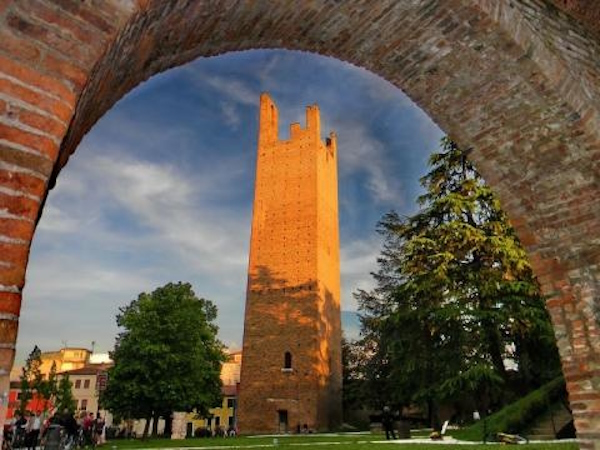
[258,92,279,146]
[260,92,333,148]
[326,131,337,158]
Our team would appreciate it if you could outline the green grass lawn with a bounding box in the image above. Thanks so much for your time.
[104,434,579,450]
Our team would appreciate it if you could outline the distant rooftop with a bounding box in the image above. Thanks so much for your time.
[89,353,112,364]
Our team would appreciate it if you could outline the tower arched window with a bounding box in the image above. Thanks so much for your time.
[284,351,292,370]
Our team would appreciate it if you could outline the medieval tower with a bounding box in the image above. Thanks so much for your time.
[238,93,342,434]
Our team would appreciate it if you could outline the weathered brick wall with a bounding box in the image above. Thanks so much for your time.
[238,94,342,433]
[1,0,600,445]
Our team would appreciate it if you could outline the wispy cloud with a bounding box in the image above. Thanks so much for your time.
[21,147,253,359]
[37,204,84,234]
[186,69,258,106]
[340,237,381,310]
[75,151,251,276]
[220,101,241,128]
[334,119,404,205]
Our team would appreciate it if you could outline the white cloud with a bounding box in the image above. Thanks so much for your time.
[220,101,241,128]
[256,53,283,85]
[340,237,381,310]
[37,204,83,233]
[187,69,258,106]
[24,253,155,299]
[71,152,252,276]
[334,119,404,204]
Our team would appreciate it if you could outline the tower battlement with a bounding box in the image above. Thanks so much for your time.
[259,93,335,153]
[239,94,342,434]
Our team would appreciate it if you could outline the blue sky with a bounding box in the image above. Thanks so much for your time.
[16,50,443,362]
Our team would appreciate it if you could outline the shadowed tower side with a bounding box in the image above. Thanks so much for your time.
[238,93,342,434]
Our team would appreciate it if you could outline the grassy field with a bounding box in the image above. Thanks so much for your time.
[105,434,579,450]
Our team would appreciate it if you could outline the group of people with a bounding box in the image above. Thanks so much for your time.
[195,425,236,438]
[7,410,106,449]
[8,411,42,450]
[56,410,106,448]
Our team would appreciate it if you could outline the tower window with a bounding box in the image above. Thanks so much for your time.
[284,351,292,370]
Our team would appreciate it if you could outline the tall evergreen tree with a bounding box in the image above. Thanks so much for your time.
[356,138,561,425]
[37,361,58,413]
[55,374,76,413]
[19,346,43,414]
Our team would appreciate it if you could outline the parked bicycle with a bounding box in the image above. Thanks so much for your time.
[2,429,13,450]
[485,431,529,444]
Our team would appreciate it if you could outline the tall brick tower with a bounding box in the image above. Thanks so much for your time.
[238,93,342,434]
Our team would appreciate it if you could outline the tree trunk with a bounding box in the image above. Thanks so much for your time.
[142,415,151,440]
[514,335,532,390]
[151,411,159,436]
[427,398,441,431]
[485,320,507,382]
[163,412,173,437]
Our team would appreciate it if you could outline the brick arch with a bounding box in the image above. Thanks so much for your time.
[2,0,600,445]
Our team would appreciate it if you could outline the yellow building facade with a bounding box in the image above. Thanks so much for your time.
[184,351,241,436]
[40,348,91,377]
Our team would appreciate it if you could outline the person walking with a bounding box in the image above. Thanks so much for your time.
[93,415,105,446]
[83,413,94,446]
[14,412,27,448]
[381,406,397,440]
[27,412,41,450]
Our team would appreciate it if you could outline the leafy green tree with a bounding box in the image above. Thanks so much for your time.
[55,374,76,413]
[19,346,43,414]
[102,282,226,438]
[356,138,561,426]
[19,347,59,415]
[342,336,368,412]
[37,361,57,413]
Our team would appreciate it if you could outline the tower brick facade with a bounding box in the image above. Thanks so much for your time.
[238,93,342,434]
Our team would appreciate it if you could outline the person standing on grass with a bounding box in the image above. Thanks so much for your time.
[94,415,105,446]
[381,406,397,440]
[27,412,41,450]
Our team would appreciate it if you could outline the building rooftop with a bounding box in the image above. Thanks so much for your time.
[63,363,113,376]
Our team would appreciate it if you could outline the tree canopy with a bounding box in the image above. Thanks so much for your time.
[54,374,76,414]
[19,346,42,414]
[19,346,58,414]
[102,282,226,436]
[354,138,561,427]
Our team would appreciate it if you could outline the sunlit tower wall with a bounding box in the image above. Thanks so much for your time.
[238,93,342,434]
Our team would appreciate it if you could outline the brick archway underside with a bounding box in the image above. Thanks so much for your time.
[1,0,600,446]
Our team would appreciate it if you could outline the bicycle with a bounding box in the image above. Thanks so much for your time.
[73,429,86,450]
[2,430,13,450]
[485,431,529,444]
[59,429,84,450]
[11,430,26,450]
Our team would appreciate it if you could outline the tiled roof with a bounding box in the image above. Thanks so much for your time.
[62,363,113,375]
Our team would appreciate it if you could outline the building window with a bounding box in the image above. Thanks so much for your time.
[80,399,88,410]
[84,379,90,389]
[228,416,234,427]
[215,417,220,427]
[284,352,292,369]
[227,398,236,409]
[75,380,81,389]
